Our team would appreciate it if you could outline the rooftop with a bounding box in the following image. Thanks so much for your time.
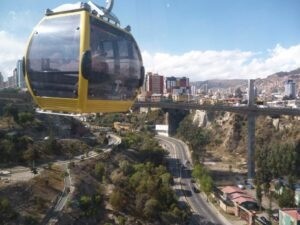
[230,192,252,200]
[281,209,300,221]
[221,186,257,205]
[221,186,244,194]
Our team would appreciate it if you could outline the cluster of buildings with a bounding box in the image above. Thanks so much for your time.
[261,79,299,108]
[215,185,300,225]
[1,63,299,109]
[137,72,300,109]
[138,72,191,102]
[0,60,26,89]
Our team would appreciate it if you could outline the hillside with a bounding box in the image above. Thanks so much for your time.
[255,67,300,94]
[57,132,188,225]
[0,99,189,225]
[191,67,300,95]
[190,110,300,185]
[192,79,247,91]
[0,165,65,224]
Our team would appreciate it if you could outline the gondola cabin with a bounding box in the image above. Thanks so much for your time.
[24,1,144,113]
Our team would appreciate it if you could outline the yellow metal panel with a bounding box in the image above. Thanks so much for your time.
[78,11,90,112]
[36,97,80,113]
[85,100,134,113]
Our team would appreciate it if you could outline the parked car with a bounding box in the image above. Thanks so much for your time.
[192,184,200,193]
[272,214,279,222]
[246,183,254,189]
[237,184,245,190]
[260,216,271,225]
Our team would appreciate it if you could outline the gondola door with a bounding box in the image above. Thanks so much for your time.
[85,16,143,112]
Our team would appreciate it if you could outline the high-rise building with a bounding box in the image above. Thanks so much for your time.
[285,79,296,99]
[0,72,4,88]
[146,72,164,95]
[7,69,18,88]
[165,76,190,94]
[191,85,196,95]
[16,60,26,88]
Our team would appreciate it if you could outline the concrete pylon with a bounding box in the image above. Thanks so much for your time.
[247,79,256,180]
[248,79,255,107]
[247,114,255,180]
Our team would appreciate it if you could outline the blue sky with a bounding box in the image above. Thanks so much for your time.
[1,0,300,81]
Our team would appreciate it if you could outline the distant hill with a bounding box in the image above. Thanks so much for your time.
[268,67,300,78]
[255,68,300,94]
[191,68,300,94]
[192,79,247,90]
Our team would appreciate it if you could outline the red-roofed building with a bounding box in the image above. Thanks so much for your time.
[218,185,258,225]
[222,186,244,195]
[279,209,300,225]
[221,186,258,211]
[221,186,245,202]
[230,192,252,201]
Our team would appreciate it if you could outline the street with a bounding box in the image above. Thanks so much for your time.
[156,135,230,225]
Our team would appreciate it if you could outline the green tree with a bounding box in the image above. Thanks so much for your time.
[23,215,39,225]
[117,216,126,225]
[0,197,18,221]
[256,145,272,198]
[3,103,19,122]
[200,174,213,201]
[278,188,295,208]
[109,189,127,211]
[192,164,206,181]
[256,184,263,211]
[23,144,39,163]
[143,198,160,219]
[94,162,105,181]
[177,116,210,159]
[119,160,133,176]
[79,195,92,211]
[135,193,148,215]
[18,112,34,125]
[44,133,61,155]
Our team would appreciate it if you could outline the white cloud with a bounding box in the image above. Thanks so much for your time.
[142,44,300,81]
[1,27,299,84]
[0,31,26,80]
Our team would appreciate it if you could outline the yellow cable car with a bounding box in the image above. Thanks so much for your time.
[24,1,144,113]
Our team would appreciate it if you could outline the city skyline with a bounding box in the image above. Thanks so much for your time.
[0,0,300,81]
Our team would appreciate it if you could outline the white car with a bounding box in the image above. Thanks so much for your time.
[237,184,245,189]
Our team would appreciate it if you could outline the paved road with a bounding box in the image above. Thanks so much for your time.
[42,134,121,225]
[156,135,230,225]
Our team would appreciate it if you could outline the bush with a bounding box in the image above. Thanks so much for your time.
[18,112,34,125]
[109,189,127,211]
[94,162,105,181]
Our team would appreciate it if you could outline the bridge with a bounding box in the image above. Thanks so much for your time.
[134,101,300,116]
[134,98,300,181]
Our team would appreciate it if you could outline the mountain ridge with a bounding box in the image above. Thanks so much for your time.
[191,68,300,93]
